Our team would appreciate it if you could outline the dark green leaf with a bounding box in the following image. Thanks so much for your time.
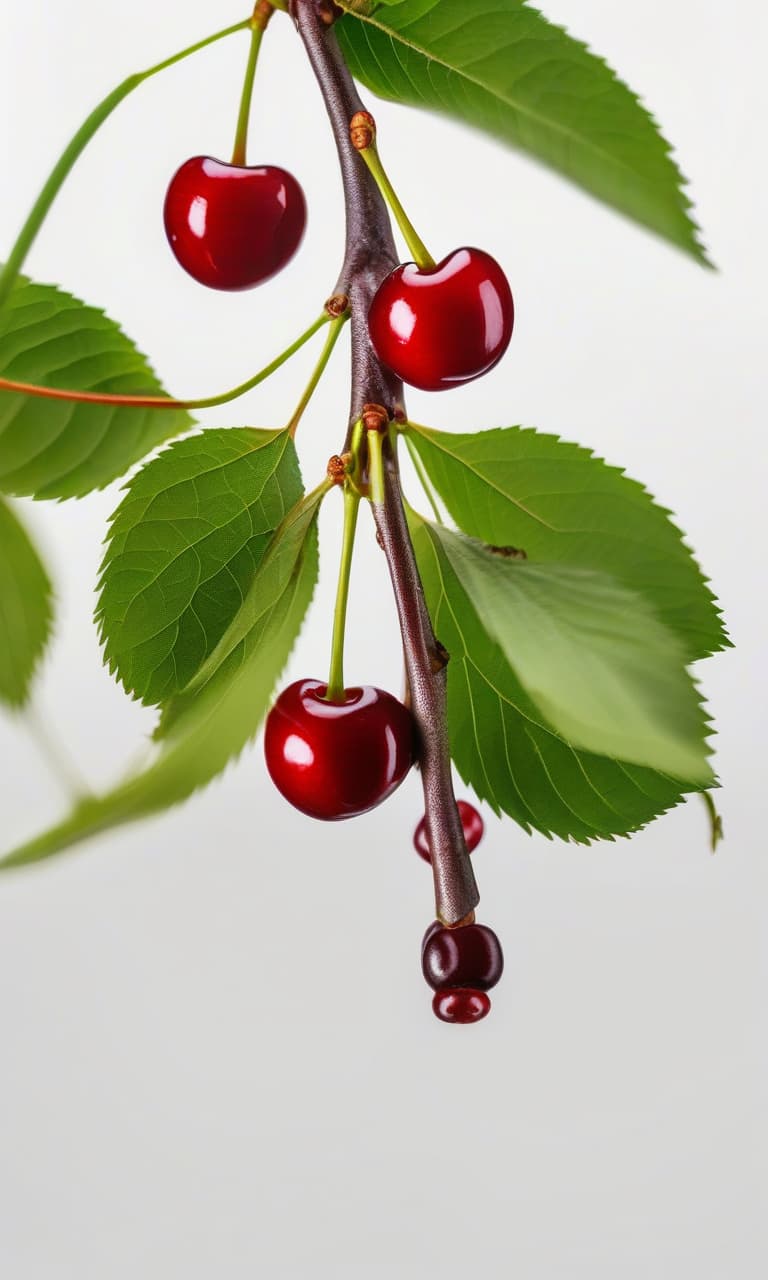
[407,423,727,662]
[422,518,712,782]
[408,508,709,842]
[0,487,324,870]
[97,428,301,706]
[337,0,707,262]
[0,274,191,499]
[0,497,53,706]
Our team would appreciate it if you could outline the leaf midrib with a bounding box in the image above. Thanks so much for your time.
[340,2,665,190]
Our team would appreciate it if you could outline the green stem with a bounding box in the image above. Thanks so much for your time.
[232,10,269,165]
[286,313,348,436]
[0,17,252,309]
[24,702,91,802]
[701,790,724,853]
[359,145,435,269]
[403,431,444,524]
[0,312,331,411]
[367,427,386,506]
[325,486,360,701]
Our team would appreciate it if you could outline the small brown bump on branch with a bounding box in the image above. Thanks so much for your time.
[430,641,450,674]
[326,452,350,484]
[349,110,376,151]
[362,402,389,433]
[318,0,343,24]
[325,291,349,318]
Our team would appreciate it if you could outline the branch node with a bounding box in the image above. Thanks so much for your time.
[326,452,350,484]
[362,401,389,433]
[349,110,376,151]
[324,291,349,318]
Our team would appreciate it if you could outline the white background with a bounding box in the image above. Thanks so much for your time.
[0,2,765,1276]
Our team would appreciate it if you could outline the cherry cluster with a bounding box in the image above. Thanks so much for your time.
[159,27,513,1025]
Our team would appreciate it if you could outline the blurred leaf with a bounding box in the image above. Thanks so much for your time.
[337,0,707,261]
[407,423,727,662]
[0,496,53,706]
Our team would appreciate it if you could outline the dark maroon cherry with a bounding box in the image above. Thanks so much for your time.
[422,922,504,992]
[163,156,306,290]
[432,988,491,1024]
[264,678,414,820]
[413,799,484,863]
[368,247,514,391]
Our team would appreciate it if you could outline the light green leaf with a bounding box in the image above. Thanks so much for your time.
[407,423,727,662]
[0,273,191,499]
[0,497,53,707]
[0,488,324,870]
[408,508,709,842]
[97,428,301,706]
[337,0,707,262]
[425,519,712,782]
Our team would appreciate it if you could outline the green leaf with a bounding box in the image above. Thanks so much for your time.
[408,507,709,842]
[0,496,53,707]
[336,0,707,262]
[97,427,302,706]
[0,487,324,870]
[407,423,727,662]
[0,273,191,499]
[421,518,712,782]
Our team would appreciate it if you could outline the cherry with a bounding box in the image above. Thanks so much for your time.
[163,156,306,290]
[368,247,514,391]
[264,679,414,820]
[413,799,484,863]
[432,988,491,1025]
[421,921,504,992]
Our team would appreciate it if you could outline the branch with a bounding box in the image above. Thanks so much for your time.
[291,0,479,924]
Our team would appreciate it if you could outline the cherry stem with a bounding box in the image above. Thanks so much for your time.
[286,312,348,437]
[292,0,478,925]
[0,311,332,412]
[325,485,360,701]
[231,3,274,166]
[358,144,435,270]
[366,427,386,506]
[0,17,254,310]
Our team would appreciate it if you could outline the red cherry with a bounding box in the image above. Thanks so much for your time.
[368,247,513,391]
[163,156,306,290]
[432,988,491,1024]
[264,679,414,820]
[413,799,484,863]
[421,922,504,992]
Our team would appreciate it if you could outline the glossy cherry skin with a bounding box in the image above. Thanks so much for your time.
[163,156,306,290]
[422,922,504,992]
[368,247,514,391]
[413,799,484,863]
[432,988,491,1024]
[264,679,414,820]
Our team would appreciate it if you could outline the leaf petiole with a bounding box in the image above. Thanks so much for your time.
[0,16,254,308]
[403,430,444,524]
[285,312,349,436]
[0,311,332,412]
